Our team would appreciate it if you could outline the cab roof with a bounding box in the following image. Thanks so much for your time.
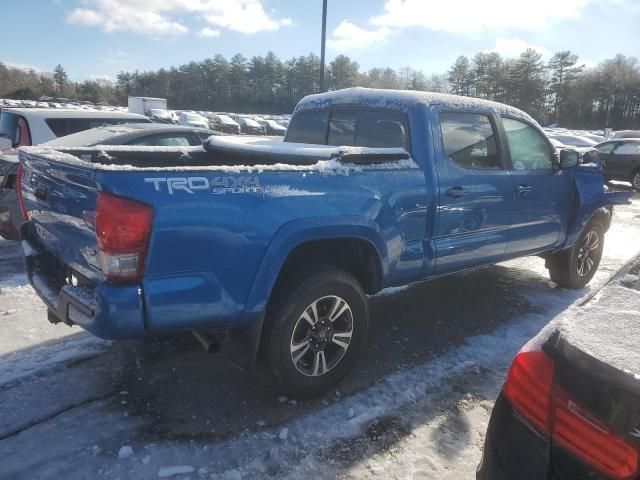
[295,87,536,125]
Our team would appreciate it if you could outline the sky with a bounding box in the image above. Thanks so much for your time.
[3,0,640,81]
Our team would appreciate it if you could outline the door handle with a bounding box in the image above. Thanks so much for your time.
[516,185,533,195]
[445,186,466,198]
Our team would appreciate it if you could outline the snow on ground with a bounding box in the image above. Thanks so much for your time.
[0,239,109,388]
[0,195,638,479]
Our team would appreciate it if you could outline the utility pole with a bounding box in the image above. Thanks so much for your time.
[319,0,327,93]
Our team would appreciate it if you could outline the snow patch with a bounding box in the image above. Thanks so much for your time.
[118,446,134,459]
[0,333,110,387]
[158,465,195,478]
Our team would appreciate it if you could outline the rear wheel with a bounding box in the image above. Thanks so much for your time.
[548,221,605,289]
[260,265,369,399]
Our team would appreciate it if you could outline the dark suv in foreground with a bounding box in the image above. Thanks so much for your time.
[478,254,640,480]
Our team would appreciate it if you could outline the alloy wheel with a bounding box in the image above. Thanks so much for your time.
[289,295,354,377]
[576,230,599,277]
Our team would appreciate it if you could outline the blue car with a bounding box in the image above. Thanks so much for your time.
[17,87,631,398]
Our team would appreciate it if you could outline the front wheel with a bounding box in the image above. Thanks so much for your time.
[261,265,369,399]
[548,221,605,289]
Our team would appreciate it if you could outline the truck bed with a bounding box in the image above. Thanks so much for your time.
[18,138,425,342]
[21,136,412,170]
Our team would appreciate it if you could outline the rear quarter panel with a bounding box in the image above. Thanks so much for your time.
[101,157,431,333]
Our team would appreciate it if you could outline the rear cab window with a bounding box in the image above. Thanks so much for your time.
[439,112,501,169]
[285,109,410,150]
[285,111,329,144]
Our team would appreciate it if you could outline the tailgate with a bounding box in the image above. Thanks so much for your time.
[19,150,103,282]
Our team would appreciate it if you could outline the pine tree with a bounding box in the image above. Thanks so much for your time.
[548,51,584,124]
[447,56,473,96]
[53,64,68,95]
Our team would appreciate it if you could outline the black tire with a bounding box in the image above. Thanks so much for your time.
[260,265,369,399]
[631,170,640,191]
[548,220,605,289]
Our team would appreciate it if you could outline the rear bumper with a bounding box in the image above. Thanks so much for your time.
[22,225,146,340]
[477,393,551,480]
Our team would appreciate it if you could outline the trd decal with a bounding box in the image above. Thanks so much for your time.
[145,176,261,194]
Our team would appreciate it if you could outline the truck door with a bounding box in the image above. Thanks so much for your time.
[500,116,573,255]
[433,110,513,274]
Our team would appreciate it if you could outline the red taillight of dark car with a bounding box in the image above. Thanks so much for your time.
[504,349,639,479]
[553,389,638,479]
[95,192,153,282]
[504,350,554,433]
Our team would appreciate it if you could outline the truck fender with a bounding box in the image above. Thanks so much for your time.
[226,216,388,371]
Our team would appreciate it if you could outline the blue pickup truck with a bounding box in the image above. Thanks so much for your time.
[17,88,631,398]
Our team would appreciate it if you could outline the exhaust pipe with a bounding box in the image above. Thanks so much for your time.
[192,330,221,354]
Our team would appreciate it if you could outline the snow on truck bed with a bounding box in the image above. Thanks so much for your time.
[20,137,417,173]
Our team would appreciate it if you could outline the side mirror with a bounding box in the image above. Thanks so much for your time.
[559,149,580,169]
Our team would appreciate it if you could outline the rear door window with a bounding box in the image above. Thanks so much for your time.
[614,142,640,155]
[439,112,501,169]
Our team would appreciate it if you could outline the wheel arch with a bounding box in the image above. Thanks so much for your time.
[566,207,612,247]
[227,217,388,370]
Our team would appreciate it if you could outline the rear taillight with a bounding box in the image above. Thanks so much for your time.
[504,348,639,479]
[553,389,638,479]
[95,192,153,282]
[504,350,554,433]
[16,164,28,221]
